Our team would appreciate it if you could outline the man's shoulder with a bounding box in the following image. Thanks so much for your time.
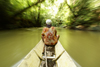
[51,26,56,30]
[43,27,49,31]
[43,27,48,29]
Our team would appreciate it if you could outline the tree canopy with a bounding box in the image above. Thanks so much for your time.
[0,0,100,29]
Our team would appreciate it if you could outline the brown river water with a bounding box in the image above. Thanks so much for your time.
[0,27,100,67]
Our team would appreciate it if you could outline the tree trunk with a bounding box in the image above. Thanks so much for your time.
[65,0,76,29]
[36,4,41,27]
[65,0,76,17]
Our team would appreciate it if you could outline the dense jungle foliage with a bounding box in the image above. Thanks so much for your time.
[0,0,100,29]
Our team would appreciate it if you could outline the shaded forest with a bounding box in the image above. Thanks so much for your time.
[0,0,100,30]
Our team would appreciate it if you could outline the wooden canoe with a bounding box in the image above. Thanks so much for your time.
[17,40,81,67]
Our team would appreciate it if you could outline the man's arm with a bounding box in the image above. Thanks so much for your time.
[41,33,44,42]
[41,28,45,42]
[55,29,60,40]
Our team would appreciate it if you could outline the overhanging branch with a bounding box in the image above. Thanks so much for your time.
[12,0,45,18]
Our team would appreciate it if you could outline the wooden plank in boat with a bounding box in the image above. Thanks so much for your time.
[17,49,40,67]
[55,41,65,60]
[57,51,77,67]
[34,40,44,59]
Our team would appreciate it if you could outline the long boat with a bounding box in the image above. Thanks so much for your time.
[17,40,81,67]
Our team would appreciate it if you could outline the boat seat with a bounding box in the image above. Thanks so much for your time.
[43,55,55,59]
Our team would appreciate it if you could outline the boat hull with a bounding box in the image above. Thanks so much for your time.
[17,40,81,67]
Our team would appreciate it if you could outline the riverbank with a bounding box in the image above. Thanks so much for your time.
[64,25,100,32]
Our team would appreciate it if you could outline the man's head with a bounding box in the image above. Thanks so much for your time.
[46,19,52,28]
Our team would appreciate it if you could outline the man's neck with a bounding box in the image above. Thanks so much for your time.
[47,25,51,28]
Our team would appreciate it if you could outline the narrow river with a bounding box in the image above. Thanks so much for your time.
[0,27,100,67]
